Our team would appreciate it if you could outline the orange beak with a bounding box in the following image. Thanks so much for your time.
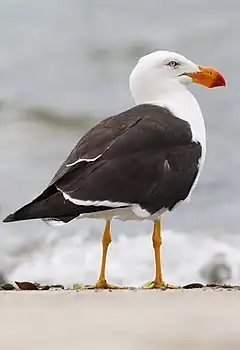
[184,66,226,88]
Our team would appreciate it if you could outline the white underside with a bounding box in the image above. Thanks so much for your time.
[80,206,168,221]
[56,187,167,222]
[44,203,168,227]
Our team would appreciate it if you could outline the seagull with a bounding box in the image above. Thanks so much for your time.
[3,51,226,289]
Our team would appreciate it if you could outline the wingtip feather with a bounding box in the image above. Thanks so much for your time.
[3,214,16,223]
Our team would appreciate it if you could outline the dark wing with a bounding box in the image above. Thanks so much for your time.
[49,106,146,185]
[3,104,202,223]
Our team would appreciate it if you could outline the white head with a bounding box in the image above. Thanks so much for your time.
[129,51,226,104]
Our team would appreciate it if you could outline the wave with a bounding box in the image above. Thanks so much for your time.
[6,225,240,287]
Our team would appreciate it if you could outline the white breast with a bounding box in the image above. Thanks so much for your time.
[149,90,206,199]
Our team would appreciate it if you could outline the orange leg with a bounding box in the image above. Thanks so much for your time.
[89,220,123,289]
[152,220,163,288]
[148,220,180,289]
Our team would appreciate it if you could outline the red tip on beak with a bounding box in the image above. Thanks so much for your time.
[184,66,226,88]
[209,69,226,88]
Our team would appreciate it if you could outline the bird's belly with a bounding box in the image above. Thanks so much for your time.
[79,206,144,221]
[78,205,169,222]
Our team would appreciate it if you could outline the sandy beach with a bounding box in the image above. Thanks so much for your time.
[0,289,239,350]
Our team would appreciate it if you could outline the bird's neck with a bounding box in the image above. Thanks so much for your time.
[141,89,206,148]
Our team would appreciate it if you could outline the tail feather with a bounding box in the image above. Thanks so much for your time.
[3,214,17,223]
[3,186,80,223]
[3,185,114,223]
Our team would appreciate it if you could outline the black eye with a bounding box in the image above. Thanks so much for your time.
[168,60,179,69]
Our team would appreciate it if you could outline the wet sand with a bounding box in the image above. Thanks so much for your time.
[0,289,239,350]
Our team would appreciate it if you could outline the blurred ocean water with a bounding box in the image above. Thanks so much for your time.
[0,0,239,285]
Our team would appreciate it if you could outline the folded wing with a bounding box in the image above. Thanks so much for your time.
[3,104,202,224]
